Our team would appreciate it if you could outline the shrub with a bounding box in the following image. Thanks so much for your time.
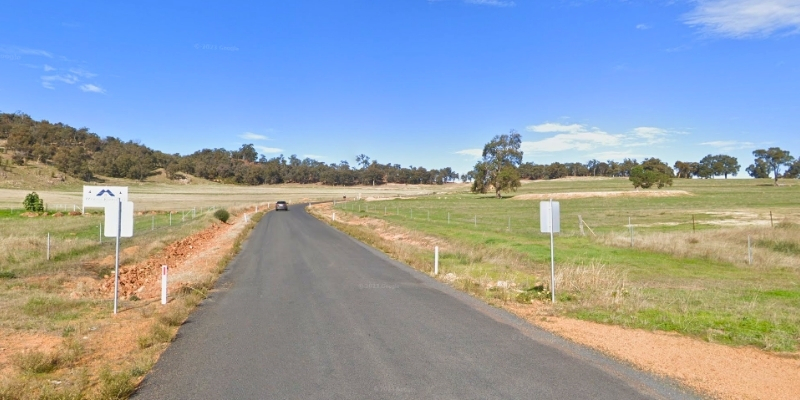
[213,208,230,223]
[23,192,44,212]
[12,350,60,373]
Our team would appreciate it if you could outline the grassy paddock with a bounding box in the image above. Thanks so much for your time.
[332,178,800,352]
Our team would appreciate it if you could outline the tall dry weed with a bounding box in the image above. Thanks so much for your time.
[598,224,800,270]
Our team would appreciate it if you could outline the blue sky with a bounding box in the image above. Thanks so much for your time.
[1,0,799,176]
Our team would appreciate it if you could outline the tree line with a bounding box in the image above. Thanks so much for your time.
[0,112,460,186]
[2,113,797,188]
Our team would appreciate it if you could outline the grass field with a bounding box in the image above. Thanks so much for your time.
[332,178,800,352]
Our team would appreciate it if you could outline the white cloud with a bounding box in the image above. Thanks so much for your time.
[464,0,515,7]
[526,122,585,134]
[684,0,800,38]
[520,122,685,161]
[521,130,623,153]
[79,84,106,94]
[636,23,652,30]
[43,64,56,71]
[42,81,55,90]
[14,47,53,58]
[255,145,283,154]
[41,74,79,85]
[700,140,755,151]
[303,154,325,160]
[239,132,269,140]
[455,148,483,158]
[69,68,97,78]
[632,126,667,140]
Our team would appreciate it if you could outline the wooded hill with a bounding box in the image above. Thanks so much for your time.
[0,112,460,186]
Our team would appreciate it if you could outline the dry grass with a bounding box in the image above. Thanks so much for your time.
[598,222,800,270]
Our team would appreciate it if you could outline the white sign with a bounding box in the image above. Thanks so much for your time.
[105,201,134,237]
[540,201,561,233]
[83,186,128,209]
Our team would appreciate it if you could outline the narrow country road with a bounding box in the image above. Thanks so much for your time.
[133,205,699,400]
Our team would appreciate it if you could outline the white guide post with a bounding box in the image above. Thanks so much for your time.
[161,265,168,305]
[434,246,439,275]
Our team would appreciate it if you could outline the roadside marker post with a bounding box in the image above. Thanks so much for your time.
[540,200,560,303]
[161,265,168,305]
[434,246,439,275]
[46,233,50,261]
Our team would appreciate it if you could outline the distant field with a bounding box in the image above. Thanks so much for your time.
[332,177,800,352]
[0,182,451,211]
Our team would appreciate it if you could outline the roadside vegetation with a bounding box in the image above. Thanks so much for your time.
[0,192,265,399]
[321,178,800,352]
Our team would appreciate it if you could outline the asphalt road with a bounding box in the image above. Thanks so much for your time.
[133,205,700,400]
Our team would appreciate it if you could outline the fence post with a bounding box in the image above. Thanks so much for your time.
[748,236,752,265]
[152,215,155,231]
[474,215,477,227]
[448,212,450,224]
[169,212,172,226]
[770,211,774,227]
[47,233,50,261]
[579,215,585,236]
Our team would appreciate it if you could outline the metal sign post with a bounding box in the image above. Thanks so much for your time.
[540,200,561,303]
[114,200,121,314]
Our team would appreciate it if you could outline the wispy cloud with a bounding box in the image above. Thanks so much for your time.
[521,122,686,160]
[79,84,106,94]
[700,140,755,151]
[522,124,623,153]
[42,74,79,85]
[239,132,269,140]
[69,68,97,78]
[464,0,516,7]
[255,145,283,154]
[526,122,585,134]
[636,23,652,30]
[43,64,56,71]
[0,45,53,58]
[303,154,325,160]
[455,148,483,158]
[684,0,800,38]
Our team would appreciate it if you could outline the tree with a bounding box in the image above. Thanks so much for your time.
[233,144,258,163]
[355,154,370,170]
[629,158,673,189]
[23,192,44,212]
[673,161,695,179]
[470,130,523,198]
[697,154,740,179]
[785,160,800,179]
[750,147,794,184]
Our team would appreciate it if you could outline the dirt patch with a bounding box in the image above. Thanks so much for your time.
[512,190,691,200]
[316,203,800,400]
[505,304,800,400]
[0,209,255,396]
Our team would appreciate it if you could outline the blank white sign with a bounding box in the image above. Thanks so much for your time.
[540,201,560,233]
[104,201,134,237]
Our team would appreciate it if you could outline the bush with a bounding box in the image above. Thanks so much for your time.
[23,192,44,212]
[213,208,230,223]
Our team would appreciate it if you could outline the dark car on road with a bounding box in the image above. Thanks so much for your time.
[275,201,289,211]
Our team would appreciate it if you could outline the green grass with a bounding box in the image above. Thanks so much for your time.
[332,178,800,351]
